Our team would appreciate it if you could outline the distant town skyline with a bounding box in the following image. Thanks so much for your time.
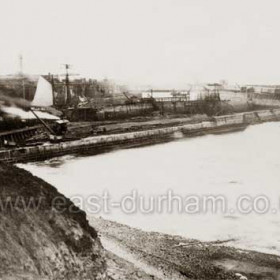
[1,0,280,87]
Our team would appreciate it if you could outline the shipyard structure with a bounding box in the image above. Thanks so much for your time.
[0,70,280,161]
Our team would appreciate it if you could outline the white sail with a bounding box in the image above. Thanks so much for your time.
[32,76,54,107]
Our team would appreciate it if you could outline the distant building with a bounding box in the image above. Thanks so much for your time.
[141,89,190,101]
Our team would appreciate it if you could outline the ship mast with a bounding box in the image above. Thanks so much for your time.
[50,73,56,106]
[19,54,25,100]
[64,64,71,106]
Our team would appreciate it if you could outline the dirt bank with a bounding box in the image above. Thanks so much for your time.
[0,163,108,279]
[91,217,280,280]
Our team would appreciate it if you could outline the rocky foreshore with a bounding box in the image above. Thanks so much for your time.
[1,163,280,280]
[91,217,280,280]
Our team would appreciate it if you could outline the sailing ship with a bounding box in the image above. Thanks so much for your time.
[32,76,56,108]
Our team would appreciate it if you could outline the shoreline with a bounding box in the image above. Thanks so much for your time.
[3,108,280,279]
[91,217,280,280]
[7,121,280,279]
[1,108,280,163]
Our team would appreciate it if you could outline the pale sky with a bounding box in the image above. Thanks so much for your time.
[1,0,280,87]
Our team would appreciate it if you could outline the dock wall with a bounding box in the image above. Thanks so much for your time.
[252,98,280,108]
[1,109,280,163]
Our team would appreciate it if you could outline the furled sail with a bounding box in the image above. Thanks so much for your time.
[32,76,54,107]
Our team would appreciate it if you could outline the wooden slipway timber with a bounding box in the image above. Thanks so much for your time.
[1,109,280,164]
[0,125,43,147]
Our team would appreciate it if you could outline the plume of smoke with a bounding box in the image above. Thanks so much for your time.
[0,94,61,120]
[1,106,59,120]
[0,93,31,111]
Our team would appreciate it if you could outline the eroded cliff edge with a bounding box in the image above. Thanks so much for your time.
[0,163,107,279]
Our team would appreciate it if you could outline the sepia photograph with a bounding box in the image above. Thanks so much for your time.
[0,0,280,279]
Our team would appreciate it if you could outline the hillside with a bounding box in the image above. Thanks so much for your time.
[0,163,107,279]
